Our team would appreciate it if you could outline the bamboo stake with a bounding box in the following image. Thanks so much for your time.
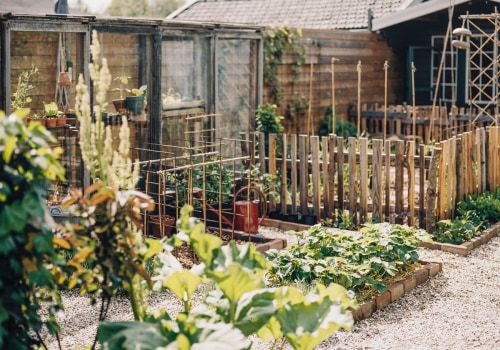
[383,60,389,143]
[357,60,362,137]
[307,61,314,136]
[411,62,417,141]
[331,57,339,134]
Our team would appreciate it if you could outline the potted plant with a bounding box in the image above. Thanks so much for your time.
[125,85,147,116]
[56,111,67,126]
[112,75,130,113]
[11,65,39,117]
[44,101,59,127]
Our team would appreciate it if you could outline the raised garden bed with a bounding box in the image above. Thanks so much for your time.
[212,227,287,254]
[350,260,442,321]
[419,221,500,256]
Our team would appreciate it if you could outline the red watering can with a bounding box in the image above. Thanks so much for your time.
[194,186,267,234]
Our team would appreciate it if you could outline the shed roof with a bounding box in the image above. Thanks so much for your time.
[168,0,410,30]
[0,0,55,15]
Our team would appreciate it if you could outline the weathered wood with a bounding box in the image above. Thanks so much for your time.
[281,134,288,214]
[455,137,464,206]
[322,136,329,218]
[299,135,308,215]
[348,137,358,224]
[311,136,321,216]
[479,127,486,193]
[394,140,404,224]
[268,134,277,212]
[290,134,298,214]
[406,141,416,226]
[425,147,442,231]
[384,140,391,220]
[337,136,345,211]
[359,138,368,221]
[327,135,336,217]
[419,143,426,228]
[372,139,383,222]
[258,133,266,173]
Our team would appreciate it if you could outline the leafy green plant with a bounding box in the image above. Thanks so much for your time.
[11,65,39,110]
[457,189,500,226]
[97,205,355,350]
[266,223,431,299]
[0,109,67,349]
[112,75,130,99]
[264,27,306,104]
[319,104,358,138]
[285,94,309,119]
[43,101,59,118]
[431,211,483,244]
[256,103,284,157]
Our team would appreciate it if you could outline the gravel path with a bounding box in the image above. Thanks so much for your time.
[47,229,499,350]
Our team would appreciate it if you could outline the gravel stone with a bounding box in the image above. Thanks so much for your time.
[46,229,500,350]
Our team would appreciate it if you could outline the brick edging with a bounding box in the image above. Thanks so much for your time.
[350,261,442,321]
[419,221,500,256]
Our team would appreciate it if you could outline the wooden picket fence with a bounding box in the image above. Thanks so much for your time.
[258,126,500,230]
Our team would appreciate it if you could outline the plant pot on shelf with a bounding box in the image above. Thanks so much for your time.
[125,95,145,116]
[112,98,127,113]
[301,214,318,225]
[46,117,57,128]
[148,214,176,239]
[56,116,67,126]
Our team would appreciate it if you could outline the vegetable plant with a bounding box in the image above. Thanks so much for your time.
[266,223,431,299]
[97,206,356,350]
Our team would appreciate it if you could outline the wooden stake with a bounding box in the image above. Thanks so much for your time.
[307,62,314,136]
[357,60,362,137]
[383,60,389,143]
[331,57,339,134]
[411,62,417,141]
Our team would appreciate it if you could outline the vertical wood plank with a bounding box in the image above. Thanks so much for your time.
[281,134,288,214]
[359,138,368,222]
[478,128,486,193]
[311,136,321,217]
[448,137,457,219]
[385,140,391,220]
[337,137,345,212]
[425,147,442,231]
[455,137,464,206]
[372,139,383,223]
[299,135,309,215]
[348,137,358,224]
[258,133,266,174]
[394,140,404,224]
[291,134,298,214]
[419,144,426,228]
[327,135,336,217]
[322,136,329,219]
[268,134,277,212]
[437,140,447,220]
[406,141,416,226]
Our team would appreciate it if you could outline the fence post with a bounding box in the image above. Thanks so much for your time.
[299,135,309,215]
[406,140,416,226]
[394,140,404,224]
[348,137,358,224]
[419,143,426,228]
[337,137,345,213]
[311,136,321,218]
[359,138,369,222]
[372,139,383,223]
[384,140,391,221]
[425,146,442,231]
[290,134,298,215]
[281,134,288,214]
[322,136,330,219]
[327,135,336,217]
[268,134,277,212]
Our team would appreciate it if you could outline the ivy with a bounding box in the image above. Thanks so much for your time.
[264,27,306,104]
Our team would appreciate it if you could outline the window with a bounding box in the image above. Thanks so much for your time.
[430,35,458,103]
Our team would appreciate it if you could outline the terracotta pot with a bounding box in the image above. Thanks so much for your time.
[149,214,176,238]
[112,98,127,113]
[39,118,47,126]
[46,118,57,128]
[57,72,71,86]
[56,116,67,126]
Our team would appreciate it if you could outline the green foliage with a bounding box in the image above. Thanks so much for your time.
[62,183,156,322]
[319,104,358,138]
[256,103,284,157]
[11,66,39,110]
[285,94,309,119]
[457,189,500,226]
[98,205,355,350]
[431,211,483,244]
[264,27,306,104]
[266,223,430,298]
[0,110,66,349]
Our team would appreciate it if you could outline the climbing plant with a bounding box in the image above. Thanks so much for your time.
[263,27,306,104]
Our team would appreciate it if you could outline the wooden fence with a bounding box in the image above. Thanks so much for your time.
[259,126,500,230]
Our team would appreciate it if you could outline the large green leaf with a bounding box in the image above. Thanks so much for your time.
[212,263,262,307]
[98,321,168,350]
[234,289,277,336]
[191,319,251,350]
[0,201,28,235]
[165,270,201,305]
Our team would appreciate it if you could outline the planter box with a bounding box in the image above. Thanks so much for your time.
[419,221,500,256]
[350,261,443,322]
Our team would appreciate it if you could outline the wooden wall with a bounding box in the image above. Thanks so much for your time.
[265,29,404,136]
